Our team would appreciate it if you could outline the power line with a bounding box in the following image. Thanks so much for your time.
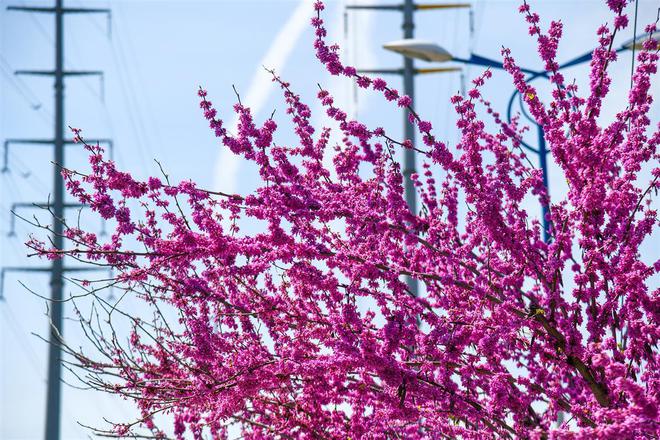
[113,3,165,168]
[1,299,99,440]
[0,55,53,122]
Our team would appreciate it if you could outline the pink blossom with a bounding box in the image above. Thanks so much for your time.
[28,1,660,438]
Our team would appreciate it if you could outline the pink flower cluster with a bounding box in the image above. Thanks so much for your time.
[29,1,659,438]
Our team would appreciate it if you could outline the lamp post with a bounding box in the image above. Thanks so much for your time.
[383,34,654,241]
[347,2,470,298]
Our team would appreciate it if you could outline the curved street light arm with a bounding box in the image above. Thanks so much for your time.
[452,54,543,76]
[505,76,545,155]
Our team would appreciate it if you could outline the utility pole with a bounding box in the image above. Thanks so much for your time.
[346,2,469,297]
[402,0,417,237]
[4,2,110,440]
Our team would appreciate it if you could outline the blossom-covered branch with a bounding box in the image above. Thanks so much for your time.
[28,0,659,438]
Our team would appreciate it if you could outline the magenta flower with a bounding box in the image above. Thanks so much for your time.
[28,1,660,438]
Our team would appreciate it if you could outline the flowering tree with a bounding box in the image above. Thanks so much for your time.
[28,0,659,438]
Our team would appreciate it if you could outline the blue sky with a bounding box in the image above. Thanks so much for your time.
[1,0,658,438]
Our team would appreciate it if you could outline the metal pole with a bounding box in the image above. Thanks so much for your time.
[402,0,418,297]
[45,0,64,438]
[537,126,550,242]
[506,88,552,242]
[6,4,110,438]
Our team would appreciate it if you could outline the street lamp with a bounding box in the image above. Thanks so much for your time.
[383,39,453,62]
[384,33,654,242]
[383,39,542,75]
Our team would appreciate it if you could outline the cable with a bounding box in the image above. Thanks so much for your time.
[0,60,54,126]
[1,300,44,377]
[117,3,170,167]
[1,299,104,439]
[0,56,48,114]
[100,4,156,175]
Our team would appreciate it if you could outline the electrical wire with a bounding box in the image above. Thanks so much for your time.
[0,55,51,121]
[1,299,111,439]
[117,3,172,167]
[102,4,158,175]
